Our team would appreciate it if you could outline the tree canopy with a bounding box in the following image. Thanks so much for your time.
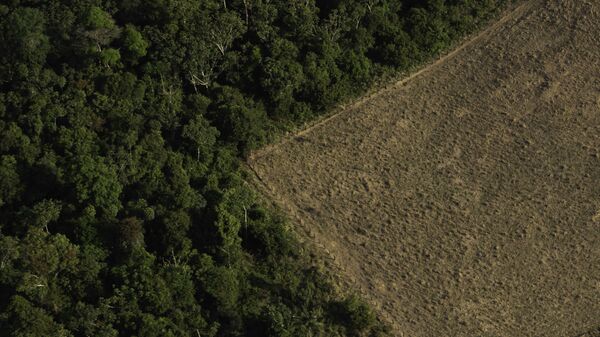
[0,0,507,336]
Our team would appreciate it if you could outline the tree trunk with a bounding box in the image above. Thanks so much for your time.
[243,0,249,25]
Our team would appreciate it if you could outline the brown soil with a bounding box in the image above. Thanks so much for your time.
[248,1,600,336]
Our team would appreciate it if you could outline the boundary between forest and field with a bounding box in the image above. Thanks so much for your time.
[247,0,534,164]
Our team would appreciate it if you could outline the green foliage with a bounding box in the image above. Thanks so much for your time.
[0,296,72,337]
[121,25,148,59]
[0,7,49,69]
[0,155,20,207]
[0,0,507,336]
[81,6,121,60]
[68,154,122,218]
[86,6,116,30]
[330,295,377,336]
[210,86,270,153]
[100,48,121,67]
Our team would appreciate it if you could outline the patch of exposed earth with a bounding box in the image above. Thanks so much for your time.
[249,0,600,336]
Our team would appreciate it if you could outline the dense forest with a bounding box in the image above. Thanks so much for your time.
[0,0,508,336]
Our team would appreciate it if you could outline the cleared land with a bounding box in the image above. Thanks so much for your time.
[249,0,600,336]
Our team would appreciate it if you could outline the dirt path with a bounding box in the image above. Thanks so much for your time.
[251,1,535,162]
[249,0,600,336]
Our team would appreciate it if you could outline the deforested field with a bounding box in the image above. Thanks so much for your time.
[248,0,600,336]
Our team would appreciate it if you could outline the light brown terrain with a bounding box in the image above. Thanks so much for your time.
[248,0,600,336]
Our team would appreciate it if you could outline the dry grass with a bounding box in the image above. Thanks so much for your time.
[249,0,600,335]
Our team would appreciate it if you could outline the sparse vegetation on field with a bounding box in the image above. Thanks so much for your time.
[250,0,600,335]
